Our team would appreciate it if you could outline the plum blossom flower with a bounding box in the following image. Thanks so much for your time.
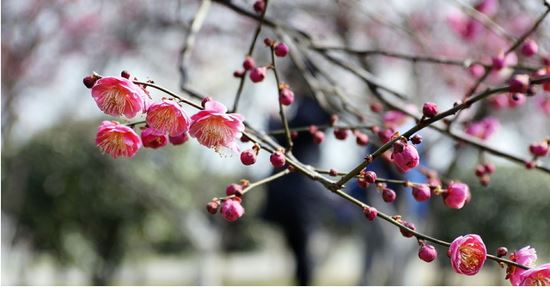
[141,127,168,149]
[189,99,245,153]
[506,246,537,286]
[91,76,147,118]
[443,182,471,209]
[391,143,420,173]
[220,198,245,222]
[146,99,191,136]
[449,234,487,276]
[95,121,141,158]
[519,263,550,286]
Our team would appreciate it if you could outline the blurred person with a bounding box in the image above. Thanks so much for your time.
[261,96,331,285]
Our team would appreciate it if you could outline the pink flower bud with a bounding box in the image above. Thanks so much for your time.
[399,221,416,238]
[509,74,530,93]
[521,40,538,57]
[249,67,267,83]
[412,184,431,202]
[483,163,496,174]
[364,171,377,184]
[449,234,487,276]
[529,141,549,157]
[226,183,244,196]
[253,0,265,13]
[508,93,526,108]
[121,70,131,79]
[206,200,219,214]
[329,169,338,176]
[475,164,486,177]
[363,206,378,221]
[496,247,508,257]
[96,121,141,158]
[141,127,168,149]
[419,244,438,263]
[411,134,423,145]
[489,94,509,109]
[393,141,405,153]
[263,37,274,47]
[169,132,189,145]
[240,149,257,165]
[242,57,256,71]
[525,160,536,169]
[370,102,383,113]
[518,263,550,286]
[377,128,395,143]
[391,143,420,173]
[333,128,349,140]
[220,199,245,222]
[492,53,506,71]
[279,88,295,106]
[443,182,471,209]
[147,100,191,136]
[83,75,99,89]
[382,188,397,203]
[274,42,289,57]
[422,102,438,118]
[355,132,369,146]
[468,63,485,78]
[313,130,325,144]
[270,151,286,168]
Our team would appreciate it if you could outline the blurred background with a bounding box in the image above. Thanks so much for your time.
[2,0,550,285]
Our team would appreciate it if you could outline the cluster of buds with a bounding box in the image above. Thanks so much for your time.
[357,169,377,189]
[474,162,496,186]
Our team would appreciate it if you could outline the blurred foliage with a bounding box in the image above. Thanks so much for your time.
[435,166,550,257]
[1,120,265,284]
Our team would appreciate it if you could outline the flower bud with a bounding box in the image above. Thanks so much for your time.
[83,75,99,89]
[521,40,538,57]
[279,88,295,106]
[412,184,431,202]
[249,67,267,83]
[382,188,397,203]
[468,63,485,78]
[399,221,416,238]
[391,143,420,173]
[121,70,131,79]
[496,247,508,257]
[419,244,438,263]
[253,0,266,13]
[411,134,423,145]
[422,102,438,118]
[242,57,256,70]
[220,199,245,222]
[226,183,244,196]
[363,206,378,221]
[443,182,471,209]
[355,132,369,146]
[274,42,289,57]
[363,171,377,184]
[312,130,325,144]
[509,74,530,93]
[529,141,549,157]
[206,200,219,214]
[240,149,257,165]
[270,151,286,168]
[334,128,349,140]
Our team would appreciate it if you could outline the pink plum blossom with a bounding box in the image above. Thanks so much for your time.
[506,246,538,286]
[146,99,191,136]
[449,234,487,276]
[519,263,550,286]
[91,76,146,118]
[95,121,141,158]
[189,99,245,153]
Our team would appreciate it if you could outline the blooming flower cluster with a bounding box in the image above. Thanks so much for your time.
[85,73,244,159]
